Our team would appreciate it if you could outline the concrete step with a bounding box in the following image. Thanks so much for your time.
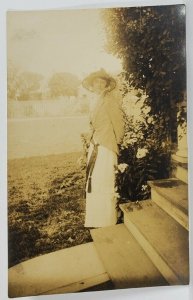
[148,178,188,230]
[8,242,110,298]
[172,159,188,184]
[175,164,188,184]
[91,224,168,289]
[172,153,188,164]
[120,201,189,285]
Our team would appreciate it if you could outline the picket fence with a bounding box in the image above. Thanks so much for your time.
[8,98,89,119]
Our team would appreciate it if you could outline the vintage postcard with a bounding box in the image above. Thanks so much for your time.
[7,4,189,298]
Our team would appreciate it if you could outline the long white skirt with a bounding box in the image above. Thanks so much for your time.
[84,143,118,228]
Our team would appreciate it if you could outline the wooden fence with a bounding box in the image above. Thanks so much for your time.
[8,98,89,119]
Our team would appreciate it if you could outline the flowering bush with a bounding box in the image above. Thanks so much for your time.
[115,93,172,202]
[103,5,186,203]
[78,133,91,170]
[117,163,128,173]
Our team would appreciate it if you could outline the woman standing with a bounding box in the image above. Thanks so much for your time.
[82,69,125,228]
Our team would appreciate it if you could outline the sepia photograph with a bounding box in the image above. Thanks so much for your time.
[7,4,189,298]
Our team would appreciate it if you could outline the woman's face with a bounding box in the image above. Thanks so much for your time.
[92,77,107,94]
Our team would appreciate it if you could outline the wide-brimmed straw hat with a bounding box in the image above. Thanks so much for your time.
[82,68,116,92]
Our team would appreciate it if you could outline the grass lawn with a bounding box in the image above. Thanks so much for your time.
[8,152,92,268]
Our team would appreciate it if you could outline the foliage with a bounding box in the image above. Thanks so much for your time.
[7,62,81,101]
[115,100,171,201]
[80,132,90,156]
[48,72,81,98]
[7,63,43,100]
[77,133,91,171]
[177,102,187,137]
[7,61,21,100]
[17,72,43,100]
[102,5,186,201]
[102,5,186,139]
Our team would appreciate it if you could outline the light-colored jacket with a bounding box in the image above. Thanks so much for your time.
[90,89,125,154]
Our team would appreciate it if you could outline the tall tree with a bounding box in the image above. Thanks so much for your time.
[7,61,21,100]
[7,64,43,100]
[18,72,43,100]
[102,5,186,200]
[103,5,186,141]
[48,73,80,98]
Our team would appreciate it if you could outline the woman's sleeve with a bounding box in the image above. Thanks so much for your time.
[108,97,125,145]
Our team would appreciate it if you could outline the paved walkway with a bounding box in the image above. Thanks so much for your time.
[8,242,109,297]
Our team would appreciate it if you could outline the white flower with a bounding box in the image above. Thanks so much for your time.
[147,116,155,124]
[121,144,126,150]
[114,192,120,199]
[129,137,138,144]
[136,148,148,159]
[141,184,148,191]
[162,141,166,148]
[142,106,151,115]
[117,163,128,173]
[124,136,138,145]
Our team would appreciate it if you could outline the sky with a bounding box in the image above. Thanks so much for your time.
[7,9,122,80]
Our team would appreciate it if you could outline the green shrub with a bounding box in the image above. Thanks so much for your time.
[116,96,171,202]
